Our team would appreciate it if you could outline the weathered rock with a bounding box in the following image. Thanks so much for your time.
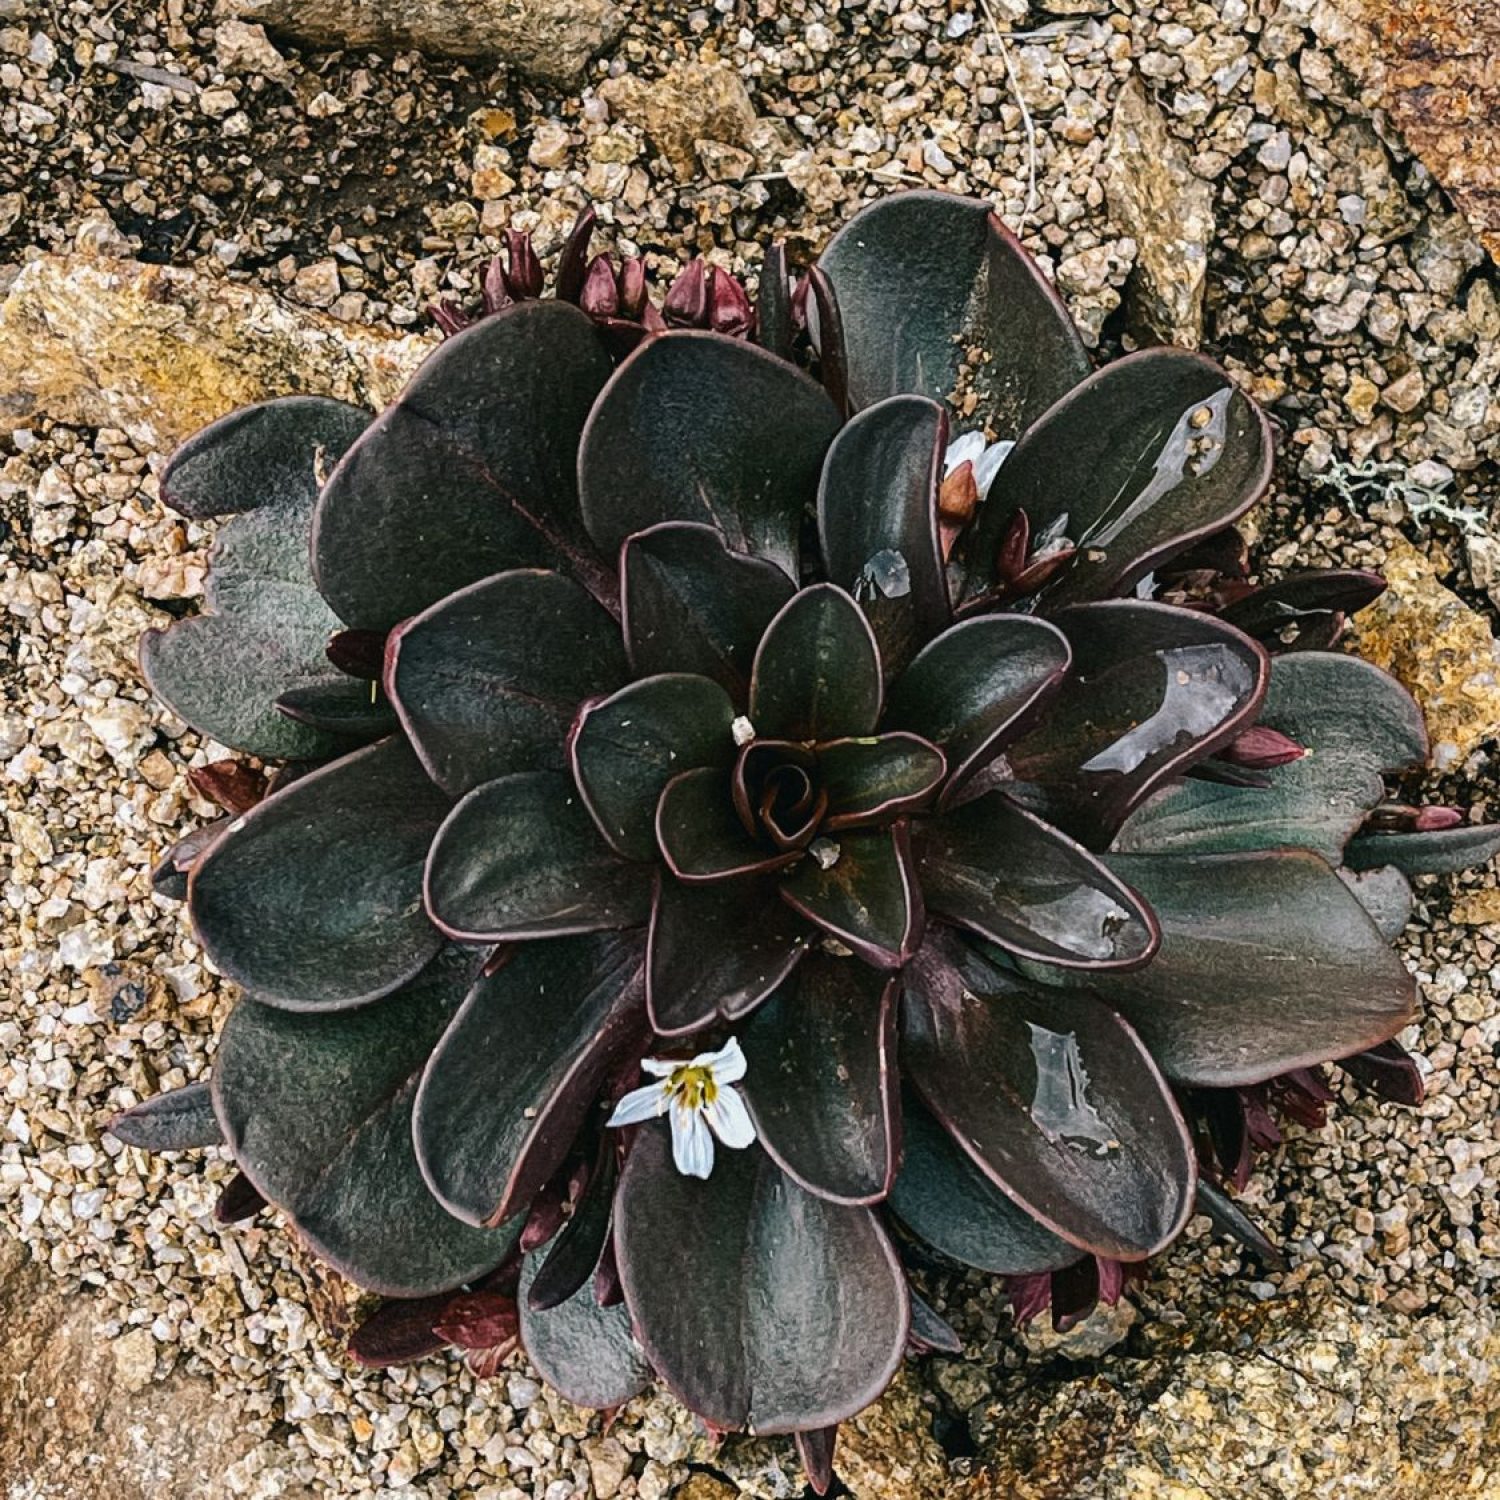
[1103,74,1216,348]
[231,0,623,88]
[834,1368,952,1500]
[0,255,432,449]
[0,1233,279,1498]
[1347,536,1500,766]
[1451,888,1500,925]
[600,62,759,181]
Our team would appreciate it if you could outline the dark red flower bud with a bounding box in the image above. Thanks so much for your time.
[503,228,543,300]
[555,205,596,304]
[663,258,709,327]
[481,255,513,317]
[430,300,470,338]
[520,1172,570,1252]
[707,266,754,338]
[325,627,386,680]
[617,255,647,319]
[579,253,620,319]
[433,1290,519,1351]
[1220,725,1306,769]
[995,506,1031,580]
[1414,805,1465,832]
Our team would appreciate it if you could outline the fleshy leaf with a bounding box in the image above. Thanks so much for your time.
[1003,601,1268,849]
[888,1094,1078,1275]
[883,615,1070,802]
[579,331,841,577]
[109,1081,224,1151]
[738,952,898,1204]
[571,674,737,860]
[1194,1181,1286,1268]
[211,948,517,1297]
[779,825,923,969]
[647,875,812,1034]
[519,1236,651,1410]
[144,397,373,760]
[621,522,797,701]
[527,1146,616,1312]
[189,736,450,1011]
[1338,864,1414,941]
[749,585,882,741]
[818,734,946,829]
[958,350,1273,609]
[901,934,1195,1261]
[388,569,629,797]
[1112,652,1426,863]
[348,1295,454,1368]
[615,1132,909,1434]
[1085,849,1418,1086]
[1220,570,1386,645]
[413,935,645,1226]
[274,679,398,741]
[425,771,651,942]
[1345,822,1500,876]
[313,301,617,631]
[817,190,1090,436]
[817,395,950,676]
[913,793,1157,970]
[656,766,799,883]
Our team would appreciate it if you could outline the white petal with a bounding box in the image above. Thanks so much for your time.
[671,1103,715,1178]
[704,1086,756,1150]
[639,1056,676,1078]
[944,429,986,474]
[973,440,1014,500]
[692,1036,747,1084]
[606,1081,669,1127]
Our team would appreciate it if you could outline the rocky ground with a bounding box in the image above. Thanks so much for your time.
[3,0,1500,1496]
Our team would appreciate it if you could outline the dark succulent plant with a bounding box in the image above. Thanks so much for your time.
[113,190,1500,1486]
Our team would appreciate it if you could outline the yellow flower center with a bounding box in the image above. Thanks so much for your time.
[667,1064,719,1111]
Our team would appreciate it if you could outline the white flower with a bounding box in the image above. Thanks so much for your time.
[605,1037,756,1179]
[944,429,1014,502]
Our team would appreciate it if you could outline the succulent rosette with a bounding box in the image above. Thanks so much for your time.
[114,191,1500,1483]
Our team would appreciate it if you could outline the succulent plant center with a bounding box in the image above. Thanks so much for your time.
[735,740,833,852]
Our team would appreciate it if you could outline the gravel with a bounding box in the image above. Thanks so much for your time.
[3,0,1499,1495]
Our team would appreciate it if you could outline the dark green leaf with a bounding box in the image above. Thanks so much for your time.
[1113,652,1427,863]
[901,933,1195,1261]
[425,771,651,942]
[647,875,812,1034]
[109,1081,224,1151]
[616,1132,908,1433]
[888,1093,1077,1275]
[413,935,645,1226]
[190,736,450,1010]
[1088,849,1418,1086]
[275,679,398,740]
[655,767,798,883]
[1346,823,1500,876]
[817,190,1090,436]
[739,952,897,1204]
[817,395,950,676]
[212,948,517,1296]
[571,674,737,860]
[818,733,946,829]
[883,614,1071,801]
[579,331,841,578]
[779,825,922,968]
[387,568,628,797]
[1004,601,1269,848]
[519,1237,651,1410]
[913,793,1157,969]
[313,301,617,631]
[527,1147,616,1312]
[750,585,882,741]
[621,522,797,702]
[958,350,1273,609]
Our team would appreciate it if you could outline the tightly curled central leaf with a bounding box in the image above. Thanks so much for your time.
[126,189,1496,1467]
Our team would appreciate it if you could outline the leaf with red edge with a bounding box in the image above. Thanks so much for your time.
[779,824,923,969]
[425,771,651,942]
[615,1131,909,1434]
[795,1427,839,1496]
[656,766,798,884]
[738,952,898,1205]
[528,1146,616,1312]
[817,734,946,830]
[1003,600,1269,850]
[413,934,646,1228]
[189,735,451,1012]
[579,331,840,578]
[913,793,1158,970]
[109,1082,224,1152]
[901,932,1196,1263]
[750,584,882,741]
[313,301,617,631]
[386,569,628,797]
